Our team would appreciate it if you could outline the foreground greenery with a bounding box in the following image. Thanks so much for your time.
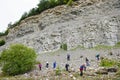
[100,58,117,67]
[0,44,36,75]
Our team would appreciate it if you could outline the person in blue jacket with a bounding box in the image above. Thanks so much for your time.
[53,61,56,69]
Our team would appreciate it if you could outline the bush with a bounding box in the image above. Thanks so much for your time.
[19,12,28,21]
[0,44,36,75]
[60,43,67,50]
[0,39,5,46]
[100,58,116,67]
[0,29,9,37]
[55,66,61,75]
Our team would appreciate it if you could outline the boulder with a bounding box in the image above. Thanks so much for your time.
[95,68,108,74]
[107,67,118,72]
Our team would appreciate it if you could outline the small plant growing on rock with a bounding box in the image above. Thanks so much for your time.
[0,44,36,75]
[60,43,67,50]
[55,66,61,75]
[100,58,116,67]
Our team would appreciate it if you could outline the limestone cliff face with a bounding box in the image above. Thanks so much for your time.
[0,0,120,53]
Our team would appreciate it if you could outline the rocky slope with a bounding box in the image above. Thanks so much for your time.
[0,0,120,53]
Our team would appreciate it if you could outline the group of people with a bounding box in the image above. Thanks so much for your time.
[38,53,100,76]
[38,61,56,70]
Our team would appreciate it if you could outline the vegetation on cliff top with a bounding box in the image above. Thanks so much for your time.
[0,0,76,37]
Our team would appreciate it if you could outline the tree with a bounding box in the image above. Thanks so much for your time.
[19,12,28,21]
[27,8,39,17]
[0,39,5,46]
[8,22,12,29]
[0,44,36,75]
[37,0,50,12]
[56,0,64,5]
[49,0,57,8]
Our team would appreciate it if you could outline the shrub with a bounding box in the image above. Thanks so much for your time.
[57,0,65,5]
[0,29,9,37]
[60,43,67,50]
[19,12,28,21]
[0,39,5,46]
[0,44,36,75]
[100,58,116,67]
[55,66,61,75]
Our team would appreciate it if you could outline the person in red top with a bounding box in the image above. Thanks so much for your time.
[79,64,86,76]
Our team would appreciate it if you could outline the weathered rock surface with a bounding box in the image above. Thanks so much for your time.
[95,67,108,74]
[107,67,118,72]
[0,0,120,53]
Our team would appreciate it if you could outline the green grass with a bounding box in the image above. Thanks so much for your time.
[70,45,85,51]
[114,42,120,48]
[92,45,112,50]
[50,49,66,56]
[92,42,120,50]
[100,58,116,67]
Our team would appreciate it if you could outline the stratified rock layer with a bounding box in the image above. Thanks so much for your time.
[0,0,120,53]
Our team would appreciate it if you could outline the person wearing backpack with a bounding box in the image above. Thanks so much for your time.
[79,64,86,76]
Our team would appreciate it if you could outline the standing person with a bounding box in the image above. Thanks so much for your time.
[38,63,42,70]
[67,54,70,61]
[46,61,49,68]
[85,57,90,66]
[96,54,100,61]
[53,61,56,69]
[79,64,86,76]
[65,63,69,71]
